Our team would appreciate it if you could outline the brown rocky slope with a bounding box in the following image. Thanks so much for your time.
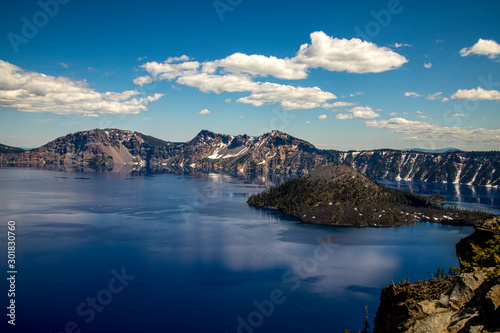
[374,217,500,333]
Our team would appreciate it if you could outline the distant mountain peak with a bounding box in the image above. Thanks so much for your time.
[403,147,462,154]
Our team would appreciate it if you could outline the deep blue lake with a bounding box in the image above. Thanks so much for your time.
[0,168,499,333]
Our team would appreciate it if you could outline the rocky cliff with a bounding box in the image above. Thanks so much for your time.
[374,218,500,332]
[1,128,499,187]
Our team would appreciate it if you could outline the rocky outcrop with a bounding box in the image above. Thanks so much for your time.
[374,269,500,333]
[374,217,500,332]
[1,128,499,187]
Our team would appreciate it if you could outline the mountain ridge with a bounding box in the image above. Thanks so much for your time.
[1,128,499,187]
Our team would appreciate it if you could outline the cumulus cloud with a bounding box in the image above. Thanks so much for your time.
[335,113,352,120]
[134,59,200,86]
[366,117,500,145]
[0,60,163,116]
[165,55,190,63]
[404,91,421,97]
[212,53,308,80]
[323,101,357,109]
[460,39,500,60]
[451,87,500,101]
[237,82,337,110]
[349,106,380,119]
[335,106,380,120]
[133,31,407,111]
[441,97,449,102]
[424,63,432,69]
[318,114,327,120]
[426,92,443,100]
[198,109,211,115]
[294,31,408,73]
[168,70,338,110]
[177,73,257,94]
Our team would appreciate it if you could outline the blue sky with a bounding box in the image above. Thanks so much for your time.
[0,0,499,150]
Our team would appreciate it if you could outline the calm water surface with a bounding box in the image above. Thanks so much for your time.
[0,168,498,333]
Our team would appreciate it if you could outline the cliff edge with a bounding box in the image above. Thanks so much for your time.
[374,217,500,333]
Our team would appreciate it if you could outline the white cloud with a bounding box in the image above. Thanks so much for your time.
[336,106,380,120]
[460,39,500,60]
[424,63,432,69]
[198,108,211,115]
[306,120,311,124]
[132,31,408,111]
[451,113,465,117]
[212,53,308,80]
[0,60,163,116]
[350,92,363,97]
[225,98,231,103]
[366,117,500,145]
[323,101,357,109]
[318,114,327,120]
[389,112,398,116]
[441,97,449,102]
[137,56,147,61]
[166,55,191,63]
[393,43,412,48]
[175,71,338,110]
[417,115,432,119]
[134,60,200,85]
[335,113,352,120]
[451,87,500,101]
[237,82,337,110]
[59,62,69,69]
[133,76,154,86]
[416,111,424,114]
[404,91,421,97]
[349,106,380,119]
[294,31,408,73]
[177,73,257,94]
[87,66,96,72]
[426,92,443,100]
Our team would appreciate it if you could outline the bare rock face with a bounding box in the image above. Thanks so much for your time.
[486,285,500,326]
[374,269,500,333]
[448,270,488,309]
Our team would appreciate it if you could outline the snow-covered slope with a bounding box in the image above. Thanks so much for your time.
[1,128,499,186]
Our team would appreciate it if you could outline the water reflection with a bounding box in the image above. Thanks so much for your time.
[378,179,500,215]
[0,168,496,333]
